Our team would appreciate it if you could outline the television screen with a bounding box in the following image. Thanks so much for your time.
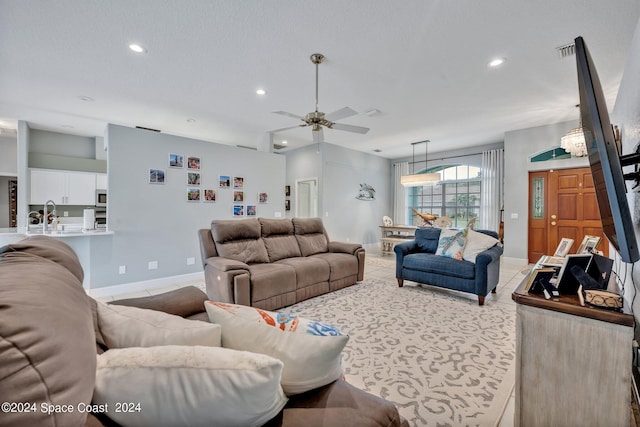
[575,36,640,263]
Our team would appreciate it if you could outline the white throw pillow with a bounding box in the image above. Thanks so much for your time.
[205,301,348,395]
[93,346,287,427]
[435,228,468,260]
[462,229,500,263]
[96,301,221,348]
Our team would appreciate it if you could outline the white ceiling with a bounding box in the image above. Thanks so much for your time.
[1,0,639,159]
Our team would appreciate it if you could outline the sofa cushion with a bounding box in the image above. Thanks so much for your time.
[463,228,500,262]
[312,252,359,281]
[110,285,209,318]
[205,301,348,395]
[0,237,95,427]
[96,301,221,348]
[414,227,442,254]
[247,263,297,303]
[93,345,288,427]
[435,228,468,260]
[260,218,303,262]
[276,256,330,287]
[212,219,269,263]
[293,218,329,256]
[403,252,476,280]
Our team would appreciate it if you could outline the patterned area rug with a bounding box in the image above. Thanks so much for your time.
[284,278,516,427]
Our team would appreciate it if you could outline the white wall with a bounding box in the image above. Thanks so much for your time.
[87,124,286,288]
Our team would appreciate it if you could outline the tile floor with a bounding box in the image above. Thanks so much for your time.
[94,246,527,427]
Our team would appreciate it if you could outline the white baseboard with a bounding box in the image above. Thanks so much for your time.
[86,271,204,298]
[501,256,529,266]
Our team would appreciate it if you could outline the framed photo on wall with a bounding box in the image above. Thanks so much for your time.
[187,172,200,185]
[169,153,184,168]
[247,205,257,216]
[233,205,244,217]
[233,191,244,202]
[203,189,216,202]
[258,192,268,203]
[149,169,165,184]
[234,176,244,188]
[187,156,201,170]
[187,188,200,201]
[219,175,231,188]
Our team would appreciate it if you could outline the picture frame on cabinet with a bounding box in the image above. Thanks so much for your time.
[577,235,602,254]
[553,238,574,257]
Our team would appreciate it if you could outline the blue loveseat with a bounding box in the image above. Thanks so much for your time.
[394,227,503,305]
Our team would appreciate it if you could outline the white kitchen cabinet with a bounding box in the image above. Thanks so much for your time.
[30,169,97,205]
[96,173,107,190]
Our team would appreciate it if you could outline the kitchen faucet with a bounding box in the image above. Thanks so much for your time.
[43,200,57,233]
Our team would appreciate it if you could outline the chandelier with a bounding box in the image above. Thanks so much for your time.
[560,127,588,157]
[401,140,440,187]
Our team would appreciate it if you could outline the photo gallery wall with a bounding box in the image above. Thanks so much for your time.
[148,153,268,217]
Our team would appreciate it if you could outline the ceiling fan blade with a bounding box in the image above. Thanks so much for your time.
[330,122,370,134]
[312,127,324,143]
[273,111,306,121]
[270,125,306,133]
[324,106,357,122]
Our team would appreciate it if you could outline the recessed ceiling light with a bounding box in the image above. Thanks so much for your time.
[186,118,196,123]
[78,96,94,102]
[256,89,266,95]
[488,58,505,67]
[129,43,147,54]
[282,140,288,144]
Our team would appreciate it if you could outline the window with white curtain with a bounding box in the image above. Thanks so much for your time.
[407,165,481,228]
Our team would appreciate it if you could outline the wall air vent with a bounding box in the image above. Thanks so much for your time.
[136,126,161,132]
[556,42,576,59]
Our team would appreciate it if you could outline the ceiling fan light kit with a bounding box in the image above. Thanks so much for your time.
[401,140,441,187]
[271,53,370,143]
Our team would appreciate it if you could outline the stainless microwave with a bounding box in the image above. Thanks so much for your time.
[96,189,107,207]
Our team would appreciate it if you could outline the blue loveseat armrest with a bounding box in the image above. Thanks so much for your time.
[394,240,419,279]
[474,244,504,296]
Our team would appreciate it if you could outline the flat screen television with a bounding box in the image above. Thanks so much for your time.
[575,36,640,263]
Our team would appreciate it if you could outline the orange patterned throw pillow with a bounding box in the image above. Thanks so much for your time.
[205,301,348,395]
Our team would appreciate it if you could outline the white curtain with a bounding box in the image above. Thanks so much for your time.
[393,162,409,225]
[480,149,504,231]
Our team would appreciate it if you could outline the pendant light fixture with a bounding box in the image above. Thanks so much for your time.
[401,140,440,187]
[560,104,588,157]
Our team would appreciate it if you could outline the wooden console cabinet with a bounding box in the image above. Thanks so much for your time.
[512,278,633,427]
[379,225,417,252]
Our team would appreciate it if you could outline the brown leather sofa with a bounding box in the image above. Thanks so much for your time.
[199,217,365,310]
[0,236,407,427]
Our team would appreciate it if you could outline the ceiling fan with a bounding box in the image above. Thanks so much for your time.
[271,53,370,144]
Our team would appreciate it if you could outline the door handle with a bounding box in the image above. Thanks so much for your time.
[551,221,557,226]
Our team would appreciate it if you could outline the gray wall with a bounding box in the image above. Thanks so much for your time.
[30,129,96,159]
[88,124,286,288]
[611,17,640,333]
[0,135,17,174]
[285,142,392,246]
[503,121,589,261]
